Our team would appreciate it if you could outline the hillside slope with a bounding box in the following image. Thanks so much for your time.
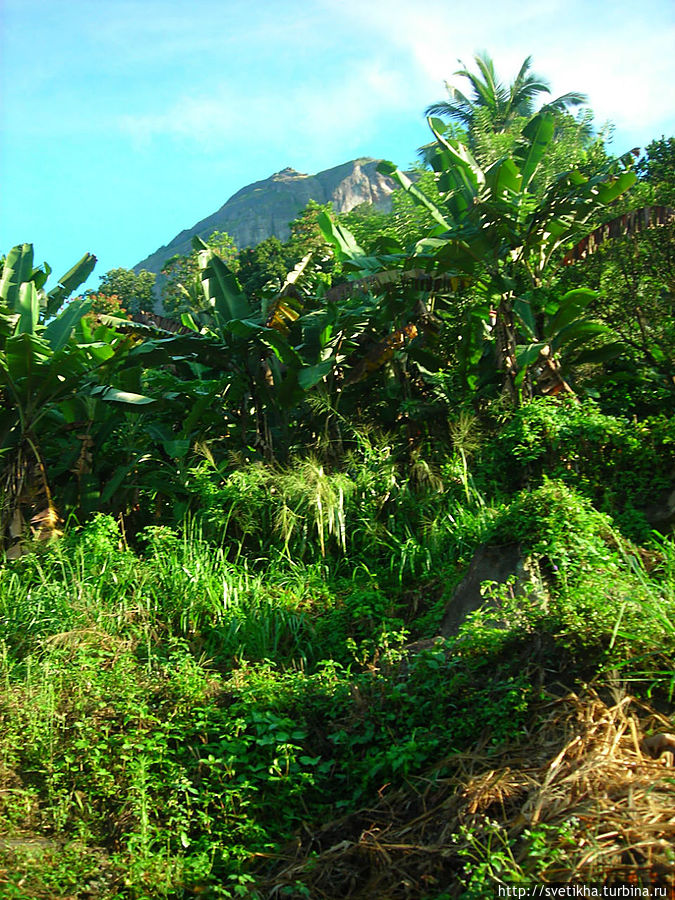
[133,157,395,275]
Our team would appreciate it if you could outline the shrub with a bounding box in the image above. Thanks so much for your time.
[477,399,674,528]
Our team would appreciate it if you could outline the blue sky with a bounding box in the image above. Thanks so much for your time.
[2,0,674,292]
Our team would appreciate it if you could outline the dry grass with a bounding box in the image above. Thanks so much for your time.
[255,685,675,898]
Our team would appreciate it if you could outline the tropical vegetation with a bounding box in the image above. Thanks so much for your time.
[0,53,674,899]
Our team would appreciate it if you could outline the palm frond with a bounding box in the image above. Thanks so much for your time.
[426,53,583,137]
[470,52,502,110]
[542,91,588,113]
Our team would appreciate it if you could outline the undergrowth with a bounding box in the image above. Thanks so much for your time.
[0,401,675,900]
[1,456,674,897]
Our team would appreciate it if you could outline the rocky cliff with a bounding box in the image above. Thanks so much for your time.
[134,158,395,275]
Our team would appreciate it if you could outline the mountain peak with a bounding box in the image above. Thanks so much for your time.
[273,167,307,179]
[134,158,395,276]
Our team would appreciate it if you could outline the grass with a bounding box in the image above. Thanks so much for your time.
[1,468,674,898]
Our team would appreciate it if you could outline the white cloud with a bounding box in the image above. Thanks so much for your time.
[319,0,675,145]
[540,26,675,139]
[118,59,415,154]
[119,92,241,145]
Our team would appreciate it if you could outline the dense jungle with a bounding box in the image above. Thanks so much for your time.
[1,54,675,898]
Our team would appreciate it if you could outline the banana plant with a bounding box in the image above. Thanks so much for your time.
[372,111,637,399]
[317,213,451,386]
[113,238,334,459]
[0,244,155,551]
[511,288,622,394]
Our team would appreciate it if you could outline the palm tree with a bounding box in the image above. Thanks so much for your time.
[425,52,587,133]
[418,53,588,168]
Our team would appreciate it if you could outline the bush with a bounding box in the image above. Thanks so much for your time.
[477,399,674,529]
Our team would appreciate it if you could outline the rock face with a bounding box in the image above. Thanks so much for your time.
[134,158,395,276]
[643,477,675,533]
[440,544,548,637]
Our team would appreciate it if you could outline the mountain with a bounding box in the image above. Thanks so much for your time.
[133,158,395,276]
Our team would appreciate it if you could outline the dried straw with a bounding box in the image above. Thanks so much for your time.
[255,686,675,899]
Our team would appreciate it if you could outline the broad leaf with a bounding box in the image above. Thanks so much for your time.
[551,319,607,352]
[46,253,97,317]
[17,281,40,335]
[298,360,334,390]
[485,157,522,197]
[513,297,537,340]
[193,236,250,322]
[515,342,547,369]
[260,330,302,367]
[163,439,190,459]
[0,244,35,308]
[89,385,157,407]
[80,342,117,364]
[425,120,484,186]
[406,342,444,372]
[516,113,555,189]
[569,343,624,365]
[377,161,450,228]
[514,342,547,386]
[594,171,637,205]
[181,312,199,332]
[44,296,93,351]
[545,289,597,337]
[317,212,366,260]
[280,252,313,289]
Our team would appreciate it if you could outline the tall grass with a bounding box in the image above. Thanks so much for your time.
[2,437,674,899]
[0,518,319,669]
[606,531,675,696]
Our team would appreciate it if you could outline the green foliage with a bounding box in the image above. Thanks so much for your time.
[454,818,579,894]
[637,136,675,206]
[95,266,156,315]
[582,226,675,411]
[83,290,130,322]
[377,107,637,399]
[425,52,587,138]
[285,199,335,264]
[390,166,443,246]
[338,202,398,252]
[161,230,238,316]
[2,61,675,899]
[237,235,291,300]
[0,244,158,546]
[493,479,614,565]
[1,464,674,896]
[478,399,675,529]
[420,53,598,196]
